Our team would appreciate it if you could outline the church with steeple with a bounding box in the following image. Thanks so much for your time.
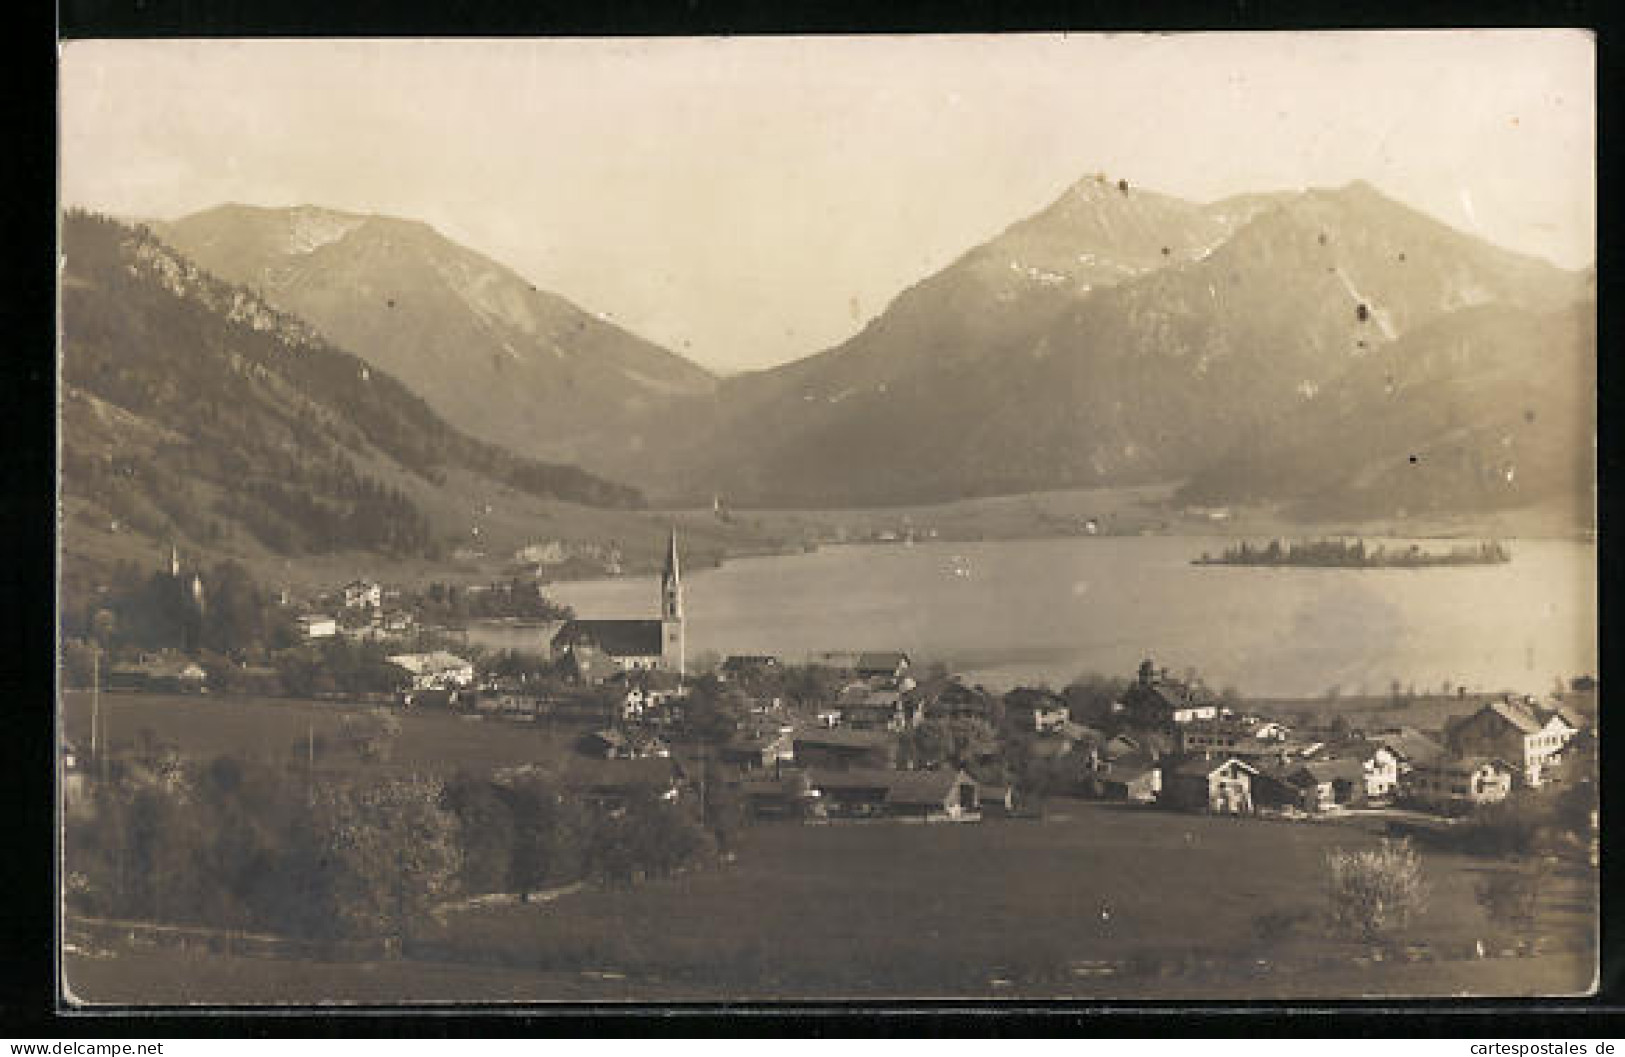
[551,528,685,678]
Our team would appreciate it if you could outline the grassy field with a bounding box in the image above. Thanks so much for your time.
[405,805,1593,999]
[57,693,1596,1001]
[59,690,586,777]
[63,804,1595,1003]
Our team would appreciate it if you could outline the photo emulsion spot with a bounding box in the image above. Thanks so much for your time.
[55,31,1598,1004]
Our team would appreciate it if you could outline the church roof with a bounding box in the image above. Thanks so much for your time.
[553,619,665,658]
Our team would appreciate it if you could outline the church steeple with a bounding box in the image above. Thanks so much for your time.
[660,526,684,678]
[661,526,682,621]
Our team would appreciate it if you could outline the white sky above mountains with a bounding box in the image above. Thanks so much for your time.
[60,32,1595,374]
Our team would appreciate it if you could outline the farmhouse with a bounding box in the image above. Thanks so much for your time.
[606,668,683,719]
[793,729,899,770]
[1377,728,1445,778]
[1443,698,1579,787]
[580,728,670,760]
[806,767,978,821]
[542,757,686,811]
[1407,755,1515,809]
[918,678,999,723]
[739,772,816,819]
[719,732,794,772]
[855,651,912,683]
[1312,740,1400,800]
[1161,756,1257,814]
[1260,758,1366,813]
[297,614,338,640]
[720,655,780,680]
[1087,758,1162,802]
[106,657,208,694]
[342,580,382,610]
[1005,686,1072,733]
[387,650,475,691]
[836,684,916,731]
[1117,659,1220,726]
[978,783,1017,817]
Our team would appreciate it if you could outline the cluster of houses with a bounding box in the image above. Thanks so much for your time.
[296,579,417,643]
[1069,661,1593,817]
[90,541,1595,830]
[548,652,1596,825]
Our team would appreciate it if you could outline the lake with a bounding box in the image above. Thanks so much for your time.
[485,537,1596,698]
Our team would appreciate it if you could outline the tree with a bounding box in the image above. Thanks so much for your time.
[1324,839,1428,941]
[505,778,586,899]
[1476,862,1549,941]
[306,776,462,945]
[61,638,98,689]
[339,708,403,764]
[441,774,516,896]
[682,675,748,744]
[1062,674,1129,726]
[199,560,266,658]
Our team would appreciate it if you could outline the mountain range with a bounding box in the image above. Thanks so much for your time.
[59,210,646,577]
[90,174,1595,539]
[624,177,1589,509]
[155,205,716,468]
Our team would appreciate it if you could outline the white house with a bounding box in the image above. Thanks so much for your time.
[342,580,383,610]
[297,614,338,639]
[387,651,476,691]
[1444,698,1580,787]
[1408,756,1515,809]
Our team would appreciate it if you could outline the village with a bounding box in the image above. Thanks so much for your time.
[66,532,1599,832]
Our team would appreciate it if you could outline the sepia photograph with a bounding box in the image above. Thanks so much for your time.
[56,31,1597,1005]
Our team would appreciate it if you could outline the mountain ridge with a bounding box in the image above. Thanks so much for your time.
[156,203,717,469]
[620,178,1590,514]
[60,210,649,579]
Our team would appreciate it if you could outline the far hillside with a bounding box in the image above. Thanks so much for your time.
[59,211,789,597]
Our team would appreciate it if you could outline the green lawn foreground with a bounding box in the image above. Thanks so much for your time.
[64,805,1595,1002]
[57,693,1596,1001]
[412,804,1595,999]
[59,690,582,777]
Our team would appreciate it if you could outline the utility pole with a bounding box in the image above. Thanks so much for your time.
[89,645,99,765]
[307,720,315,803]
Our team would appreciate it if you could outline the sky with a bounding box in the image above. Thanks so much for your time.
[60,32,1595,374]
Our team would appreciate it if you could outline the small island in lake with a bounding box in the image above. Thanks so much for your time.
[1193,538,1511,568]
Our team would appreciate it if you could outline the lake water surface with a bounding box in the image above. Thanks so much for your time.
[524,537,1596,697]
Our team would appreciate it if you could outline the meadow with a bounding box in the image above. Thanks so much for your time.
[57,692,1595,1001]
[404,804,1593,999]
[59,690,582,777]
[66,802,1594,1003]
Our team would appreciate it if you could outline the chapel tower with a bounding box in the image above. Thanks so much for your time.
[660,527,684,677]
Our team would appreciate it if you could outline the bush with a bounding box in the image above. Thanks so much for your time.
[1476,862,1549,937]
[1324,839,1428,941]
[339,708,403,763]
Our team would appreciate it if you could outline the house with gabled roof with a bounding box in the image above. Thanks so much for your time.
[835,683,916,731]
[806,767,978,821]
[1005,686,1072,733]
[1117,659,1220,727]
[1407,755,1515,810]
[1444,697,1578,787]
[1160,756,1257,814]
[793,728,899,770]
[1273,757,1368,812]
[854,651,912,682]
